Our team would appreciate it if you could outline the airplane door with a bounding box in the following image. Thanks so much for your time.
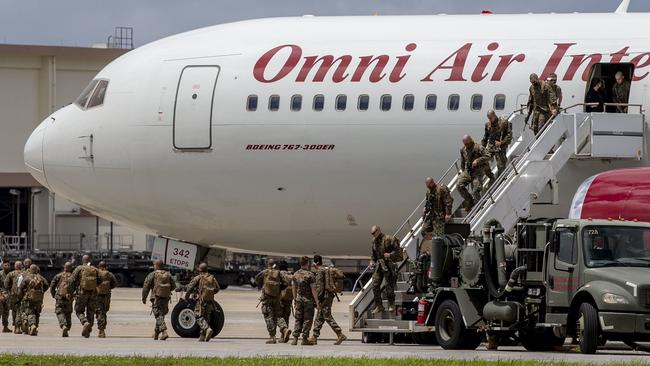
[173,65,220,150]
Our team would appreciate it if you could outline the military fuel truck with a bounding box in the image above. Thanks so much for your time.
[351,218,650,354]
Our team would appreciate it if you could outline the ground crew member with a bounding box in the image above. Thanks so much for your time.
[613,71,631,113]
[481,110,513,179]
[185,262,220,342]
[547,73,562,107]
[289,256,316,346]
[50,262,74,337]
[421,177,453,239]
[0,262,12,333]
[5,260,23,333]
[142,259,176,341]
[526,73,558,135]
[67,254,100,338]
[19,264,48,336]
[278,260,293,328]
[369,226,402,314]
[255,258,291,344]
[95,261,117,338]
[457,135,491,210]
[310,254,347,345]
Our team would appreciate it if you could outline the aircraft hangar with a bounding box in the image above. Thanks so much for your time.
[0,43,152,253]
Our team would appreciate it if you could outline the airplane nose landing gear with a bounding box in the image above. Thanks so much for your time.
[171,298,225,338]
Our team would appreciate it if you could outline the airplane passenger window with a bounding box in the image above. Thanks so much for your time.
[494,94,506,110]
[291,95,302,111]
[313,95,325,111]
[269,95,280,111]
[471,94,483,111]
[403,94,414,111]
[380,95,392,111]
[448,94,460,111]
[358,95,370,111]
[247,95,258,111]
[87,80,109,108]
[425,94,437,111]
[74,79,99,109]
[336,95,347,111]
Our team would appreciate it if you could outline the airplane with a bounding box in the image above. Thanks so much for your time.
[23,2,650,258]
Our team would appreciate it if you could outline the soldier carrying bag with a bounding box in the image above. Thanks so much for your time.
[153,271,172,298]
[57,274,70,298]
[324,267,345,295]
[263,269,282,298]
[80,265,98,291]
[25,276,44,302]
[97,270,112,295]
[198,274,218,302]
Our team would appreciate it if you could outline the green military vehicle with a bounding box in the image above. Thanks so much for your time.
[351,218,650,354]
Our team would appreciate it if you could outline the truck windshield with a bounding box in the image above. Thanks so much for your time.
[583,225,650,268]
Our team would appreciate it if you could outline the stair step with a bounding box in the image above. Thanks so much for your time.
[363,319,415,330]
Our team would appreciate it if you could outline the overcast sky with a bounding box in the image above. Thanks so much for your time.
[0,0,647,47]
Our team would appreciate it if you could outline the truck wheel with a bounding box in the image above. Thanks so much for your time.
[113,272,130,287]
[577,303,599,354]
[520,329,565,351]
[435,300,480,350]
[171,299,200,338]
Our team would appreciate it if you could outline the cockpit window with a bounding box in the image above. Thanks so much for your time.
[74,79,99,109]
[87,80,109,108]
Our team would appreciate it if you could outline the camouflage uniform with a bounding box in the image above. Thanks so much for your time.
[421,185,453,238]
[4,269,24,331]
[612,80,631,113]
[371,234,402,310]
[255,269,289,337]
[95,269,117,331]
[481,116,513,178]
[527,81,558,134]
[312,267,343,338]
[142,270,176,336]
[50,271,73,331]
[20,273,48,333]
[185,273,220,333]
[68,264,100,327]
[549,83,562,107]
[0,269,11,329]
[279,270,293,325]
[457,143,490,209]
[291,269,315,341]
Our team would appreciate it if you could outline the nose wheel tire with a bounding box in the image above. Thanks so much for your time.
[171,298,225,338]
[576,302,599,354]
[434,299,481,350]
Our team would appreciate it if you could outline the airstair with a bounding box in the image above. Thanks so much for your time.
[349,103,645,342]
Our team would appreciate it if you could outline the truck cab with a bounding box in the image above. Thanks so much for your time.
[545,219,650,352]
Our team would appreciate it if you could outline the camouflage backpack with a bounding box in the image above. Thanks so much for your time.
[96,269,112,295]
[263,269,281,297]
[280,273,293,302]
[57,272,72,298]
[198,274,218,302]
[153,270,172,298]
[25,275,45,302]
[80,265,98,291]
[324,267,345,294]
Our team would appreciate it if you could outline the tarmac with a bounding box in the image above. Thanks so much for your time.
[0,287,649,362]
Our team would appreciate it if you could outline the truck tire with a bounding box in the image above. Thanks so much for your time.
[577,302,599,354]
[520,329,565,351]
[113,272,130,287]
[171,299,226,338]
[435,299,481,350]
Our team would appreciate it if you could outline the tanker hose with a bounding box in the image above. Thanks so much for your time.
[482,237,506,299]
[505,265,527,292]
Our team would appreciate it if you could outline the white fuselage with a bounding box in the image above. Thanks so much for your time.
[24,13,650,256]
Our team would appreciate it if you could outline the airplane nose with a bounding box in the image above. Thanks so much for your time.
[24,120,49,189]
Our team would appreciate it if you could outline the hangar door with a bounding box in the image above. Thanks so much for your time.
[173,65,220,150]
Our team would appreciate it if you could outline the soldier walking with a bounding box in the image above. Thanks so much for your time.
[50,262,74,337]
[185,263,220,342]
[0,262,12,333]
[19,265,48,336]
[67,255,100,338]
[289,256,316,346]
[278,261,294,328]
[5,261,23,333]
[421,177,453,239]
[369,226,403,315]
[255,258,291,344]
[612,71,631,113]
[95,261,117,338]
[547,73,562,107]
[481,110,513,179]
[526,73,558,135]
[142,259,176,341]
[310,254,347,345]
[457,135,490,210]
